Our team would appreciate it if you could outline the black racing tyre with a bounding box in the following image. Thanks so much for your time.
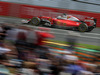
[30,17,40,26]
[78,23,88,32]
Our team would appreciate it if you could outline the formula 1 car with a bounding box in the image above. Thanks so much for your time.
[21,15,96,32]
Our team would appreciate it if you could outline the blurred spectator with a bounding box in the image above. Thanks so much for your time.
[18,61,41,75]
[35,47,50,59]
[94,65,100,75]
[0,26,3,32]
[62,54,79,62]
[0,23,98,75]
[26,28,37,44]
[76,70,94,75]
[35,58,52,75]
[63,61,85,75]
[17,32,27,41]
[0,47,11,63]
[5,27,22,43]
[15,28,28,60]
[66,31,80,51]
[0,25,12,40]
[0,64,10,75]
[76,63,97,75]
[49,62,62,75]
[35,27,54,48]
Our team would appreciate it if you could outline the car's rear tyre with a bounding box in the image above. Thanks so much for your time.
[29,17,40,26]
[86,27,94,32]
[78,23,88,32]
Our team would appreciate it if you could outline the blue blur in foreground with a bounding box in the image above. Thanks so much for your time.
[64,64,85,74]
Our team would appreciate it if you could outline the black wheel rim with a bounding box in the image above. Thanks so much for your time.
[79,23,87,32]
[31,17,40,25]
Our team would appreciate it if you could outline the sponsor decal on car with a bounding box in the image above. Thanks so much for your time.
[49,18,51,21]
[57,21,61,25]
[63,23,66,26]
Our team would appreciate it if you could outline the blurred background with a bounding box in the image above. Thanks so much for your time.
[0,0,99,75]
[1,0,100,12]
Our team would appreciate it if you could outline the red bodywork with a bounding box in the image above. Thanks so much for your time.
[38,16,95,27]
[36,31,54,45]
[84,17,95,26]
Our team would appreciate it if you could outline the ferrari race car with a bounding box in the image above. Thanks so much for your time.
[21,15,96,32]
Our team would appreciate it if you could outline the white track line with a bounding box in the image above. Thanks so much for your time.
[83,33,100,36]
[50,32,100,40]
[34,26,100,36]
[23,25,100,39]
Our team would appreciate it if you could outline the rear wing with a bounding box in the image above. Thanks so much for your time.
[93,18,97,27]
[84,17,97,27]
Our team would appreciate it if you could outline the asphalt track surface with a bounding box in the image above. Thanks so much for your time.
[0,16,100,46]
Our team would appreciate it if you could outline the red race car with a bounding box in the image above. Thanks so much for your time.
[22,15,96,32]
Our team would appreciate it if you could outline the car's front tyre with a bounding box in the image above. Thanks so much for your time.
[29,17,40,26]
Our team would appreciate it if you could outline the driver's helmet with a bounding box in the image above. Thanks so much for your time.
[62,13,67,16]
[57,16,62,19]
[62,13,67,17]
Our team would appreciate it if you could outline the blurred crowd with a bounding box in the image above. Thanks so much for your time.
[0,23,99,75]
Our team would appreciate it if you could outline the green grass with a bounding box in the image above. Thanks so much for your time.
[48,39,100,50]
